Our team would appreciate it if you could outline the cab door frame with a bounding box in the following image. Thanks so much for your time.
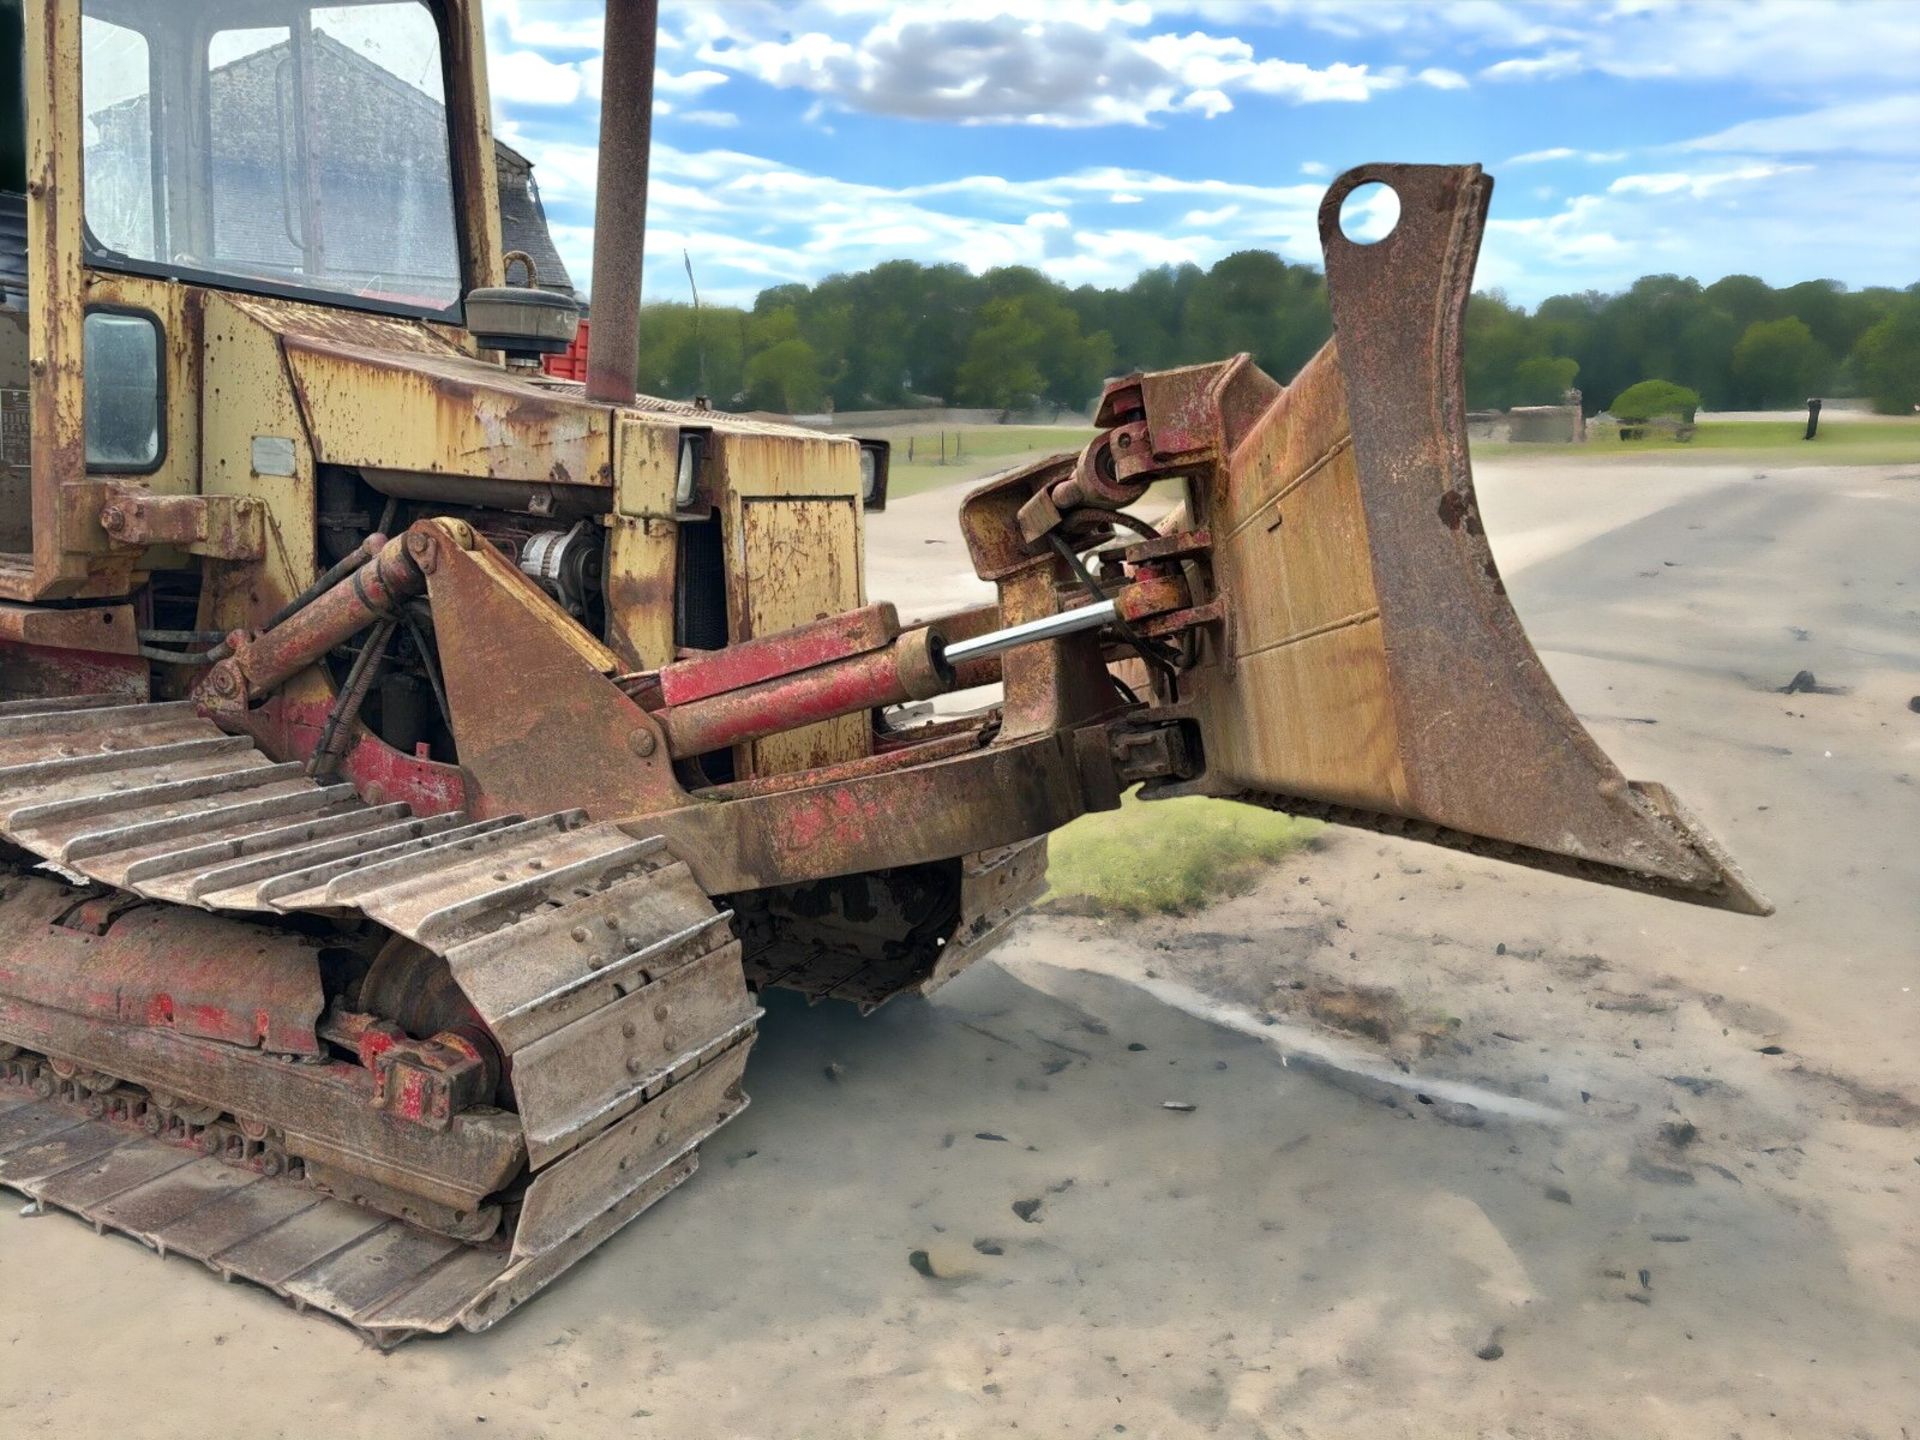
[6,0,502,602]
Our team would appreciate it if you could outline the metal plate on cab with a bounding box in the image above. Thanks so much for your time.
[251,435,297,477]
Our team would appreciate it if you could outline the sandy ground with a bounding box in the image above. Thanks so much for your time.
[3,455,1917,1438]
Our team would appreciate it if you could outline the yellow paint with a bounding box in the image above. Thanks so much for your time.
[604,417,680,672]
[1192,341,1413,813]
[198,293,319,632]
[716,431,869,775]
[283,337,614,486]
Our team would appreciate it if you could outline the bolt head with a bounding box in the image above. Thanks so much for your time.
[628,729,658,758]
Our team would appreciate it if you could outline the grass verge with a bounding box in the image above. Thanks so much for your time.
[885,425,1095,499]
[1044,793,1321,917]
[1474,418,1920,466]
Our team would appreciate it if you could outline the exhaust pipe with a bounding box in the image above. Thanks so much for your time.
[584,0,658,405]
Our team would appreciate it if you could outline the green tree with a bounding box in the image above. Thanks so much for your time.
[1611,379,1700,422]
[618,250,1914,426]
[1729,317,1832,408]
[953,297,1046,408]
[1852,290,1920,414]
[1510,355,1579,406]
[1463,291,1542,408]
[741,307,824,412]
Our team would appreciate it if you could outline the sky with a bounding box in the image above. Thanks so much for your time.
[481,0,1920,310]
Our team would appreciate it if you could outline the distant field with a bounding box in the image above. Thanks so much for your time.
[876,417,1915,500]
[1475,418,1920,466]
[881,425,1094,498]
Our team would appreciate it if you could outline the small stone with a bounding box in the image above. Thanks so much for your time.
[1630,1154,1696,1186]
[1496,942,1507,956]
[1162,1100,1196,1113]
[910,1243,982,1280]
[973,1238,1004,1256]
[975,1131,1008,1142]
[1664,1075,1721,1097]
[1475,1340,1504,1361]
[1659,1119,1698,1148]
[1012,1198,1043,1223]
[1543,1185,1572,1205]
[1126,1042,1148,1053]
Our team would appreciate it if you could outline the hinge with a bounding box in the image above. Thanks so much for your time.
[98,488,267,560]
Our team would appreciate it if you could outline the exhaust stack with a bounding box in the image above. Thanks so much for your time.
[584,0,658,405]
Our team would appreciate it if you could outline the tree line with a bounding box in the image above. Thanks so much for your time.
[631,253,1920,418]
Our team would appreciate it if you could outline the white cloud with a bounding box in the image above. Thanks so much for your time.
[526,141,1338,306]
[489,0,1918,311]
[484,0,606,53]
[1157,0,1920,90]
[1179,87,1234,118]
[655,69,731,97]
[1480,50,1583,82]
[1477,158,1917,302]
[685,7,1415,127]
[489,49,586,107]
[1608,163,1811,199]
[1683,94,1920,157]
[1506,147,1628,165]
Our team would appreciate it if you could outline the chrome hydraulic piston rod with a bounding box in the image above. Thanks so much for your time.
[940,599,1118,665]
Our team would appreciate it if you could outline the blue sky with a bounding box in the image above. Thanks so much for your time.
[481,1,1920,309]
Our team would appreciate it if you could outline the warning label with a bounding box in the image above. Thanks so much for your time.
[0,389,26,470]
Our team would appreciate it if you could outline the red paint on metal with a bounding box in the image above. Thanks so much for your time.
[542,318,590,381]
[202,529,431,711]
[241,695,471,817]
[0,876,327,1054]
[0,641,146,705]
[658,603,899,706]
[657,631,946,757]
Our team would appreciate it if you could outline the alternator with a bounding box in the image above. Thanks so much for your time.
[518,521,604,621]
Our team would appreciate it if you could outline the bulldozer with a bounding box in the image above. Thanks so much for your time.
[0,0,1765,1344]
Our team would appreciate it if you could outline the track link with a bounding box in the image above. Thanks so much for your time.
[0,698,760,1341]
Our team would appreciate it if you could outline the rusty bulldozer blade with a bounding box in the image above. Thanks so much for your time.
[1178,164,1767,915]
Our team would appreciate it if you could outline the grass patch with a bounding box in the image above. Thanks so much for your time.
[885,425,1095,499]
[1474,418,1920,466]
[1044,793,1321,917]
